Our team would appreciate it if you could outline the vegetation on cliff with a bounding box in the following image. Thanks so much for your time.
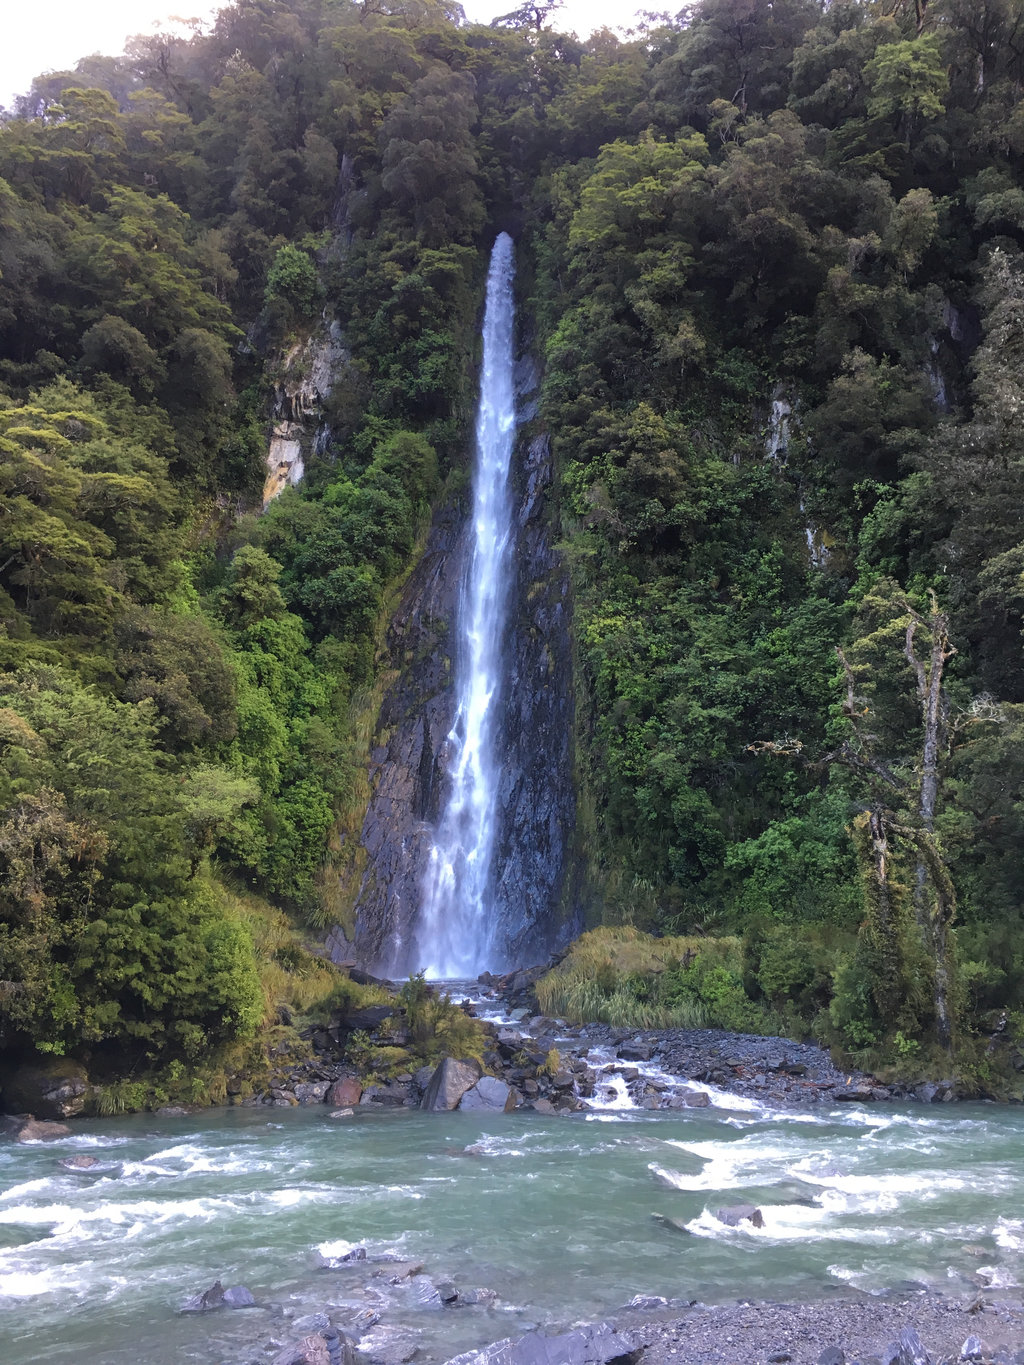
[2,0,1024,1082]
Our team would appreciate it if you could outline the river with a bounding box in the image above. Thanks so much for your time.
[1,1093,1022,1364]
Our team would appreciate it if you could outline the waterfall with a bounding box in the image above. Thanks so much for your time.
[417,232,517,978]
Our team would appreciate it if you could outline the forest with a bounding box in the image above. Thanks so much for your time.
[2,0,1024,1091]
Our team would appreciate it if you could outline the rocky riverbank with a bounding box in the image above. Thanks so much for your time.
[443,1293,1024,1365]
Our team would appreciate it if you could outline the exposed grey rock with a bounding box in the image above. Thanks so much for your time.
[617,1043,653,1062]
[223,1285,256,1308]
[819,1349,846,1365]
[273,1334,331,1365]
[294,1082,330,1104]
[421,1058,482,1111]
[714,1204,765,1228]
[58,1154,99,1169]
[459,1076,516,1112]
[961,1338,988,1360]
[15,1118,71,1142]
[897,1328,931,1365]
[443,1322,640,1365]
[460,1287,498,1305]
[436,1281,460,1304]
[685,1092,711,1107]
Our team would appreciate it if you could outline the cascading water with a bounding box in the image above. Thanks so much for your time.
[417,232,517,978]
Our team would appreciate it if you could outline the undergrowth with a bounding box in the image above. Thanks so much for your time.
[537,926,780,1033]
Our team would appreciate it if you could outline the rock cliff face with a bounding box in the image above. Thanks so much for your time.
[262,322,347,505]
[339,415,578,976]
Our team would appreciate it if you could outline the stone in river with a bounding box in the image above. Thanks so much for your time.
[530,1098,556,1115]
[714,1204,765,1228]
[325,1077,362,1107]
[459,1076,515,1112]
[273,1335,331,1365]
[16,1118,71,1142]
[328,1108,355,1119]
[617,1042,653,1062]
[460,1288,498,1305]
[223,1285,256,1308]
[436,1281,460,1304]
[684,1092,710,1107]
[180,1280,225,1312]
[59,1154,99,1169]
[421,1058,482,1111]
[373,1261,424,1284]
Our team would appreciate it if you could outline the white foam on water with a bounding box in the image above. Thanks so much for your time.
[316,1237,358,1259]
[0,1178,62,1201]
[0,1266,68,1297]
[995,1217,1024,1251]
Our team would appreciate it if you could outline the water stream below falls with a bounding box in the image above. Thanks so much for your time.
[3,1094,1024,1365]
[417,233,518,979]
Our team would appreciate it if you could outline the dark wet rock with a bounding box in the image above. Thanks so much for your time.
[360,1082,411,1107]
[652,1213,691,1235]
[769,1355,794,1363]
[834,1085,876,1103]
[617,1043,653,1062]
[459,1076,515,1112]
[223,1285,257,1308]
[1,1060,91,1119]
[436,1281,460,1304]
[15,1118,71,1142]
[421,1058,482,1111]
[715,1204,765,1228]
[444,1322,641,1365]
[59,1154,99,1170]
[360,1324,420,1364]
[181,1280,225,1313]
[372,1261,424,1284]
[325,1077,363,1107]
[414,1066,436,1091]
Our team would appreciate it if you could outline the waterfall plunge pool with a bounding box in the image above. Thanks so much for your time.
[2,1100,1023,1364]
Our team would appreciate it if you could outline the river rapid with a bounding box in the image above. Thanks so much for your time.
[2,1090,1024,1365]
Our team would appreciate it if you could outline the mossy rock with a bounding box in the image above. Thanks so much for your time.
[1,1059,92,1119]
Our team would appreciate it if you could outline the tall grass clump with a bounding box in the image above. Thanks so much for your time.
[537,926,774,1033]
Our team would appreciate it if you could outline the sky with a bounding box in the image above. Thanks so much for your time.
[1,0,642,110]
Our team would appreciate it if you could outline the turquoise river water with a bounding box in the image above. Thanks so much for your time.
[2,1096,1024,1364]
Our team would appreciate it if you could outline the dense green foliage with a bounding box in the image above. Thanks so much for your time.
[3,0,1024,1077]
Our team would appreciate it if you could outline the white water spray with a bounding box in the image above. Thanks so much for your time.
[418,233,517,978]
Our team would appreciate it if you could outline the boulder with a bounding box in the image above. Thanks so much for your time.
[444,1322,640,1365]
[16,1118,71,1142]
[833,1085,875,1103]
[530,1098,556,1115]
[714,1204,765,1228]
[617,1043,653,1063]
[896,1329,930,1365]
[961,1339,988,1360]
[460,1288,498,1305]
[421,1058,482,1112]
[819,1349,846,1365]
[328,1108,355,1120]
[273,1335,331,1365]
[294,1081,330,1105]
[459,1077,516,1113]
[684,1092,710,1108]
[436,1281,460,1304]
[338,1005,399,1032]
[180,1281,225,1313]
[59,1154,99,1170]
[1,1060,90,1119]
[223,1285,256,1308]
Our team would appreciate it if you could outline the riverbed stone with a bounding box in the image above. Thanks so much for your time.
[15,1118,71,1142]
[325,1078,362,1108]
[223,1285,256,1308]
[421,1058,482,1111]
[294,1082,331,1105]
[617,1042,653,1062]
[443,1321,640,1365]
[274,1335,331,1365]
[180,1280,225,1312]
[714,1204,765,1228]
[458,1076,515,1112]
[58,1154,99,1169]
[684,1092,711,1107]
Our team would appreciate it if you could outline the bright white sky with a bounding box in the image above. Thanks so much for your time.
[1,0,644,110]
